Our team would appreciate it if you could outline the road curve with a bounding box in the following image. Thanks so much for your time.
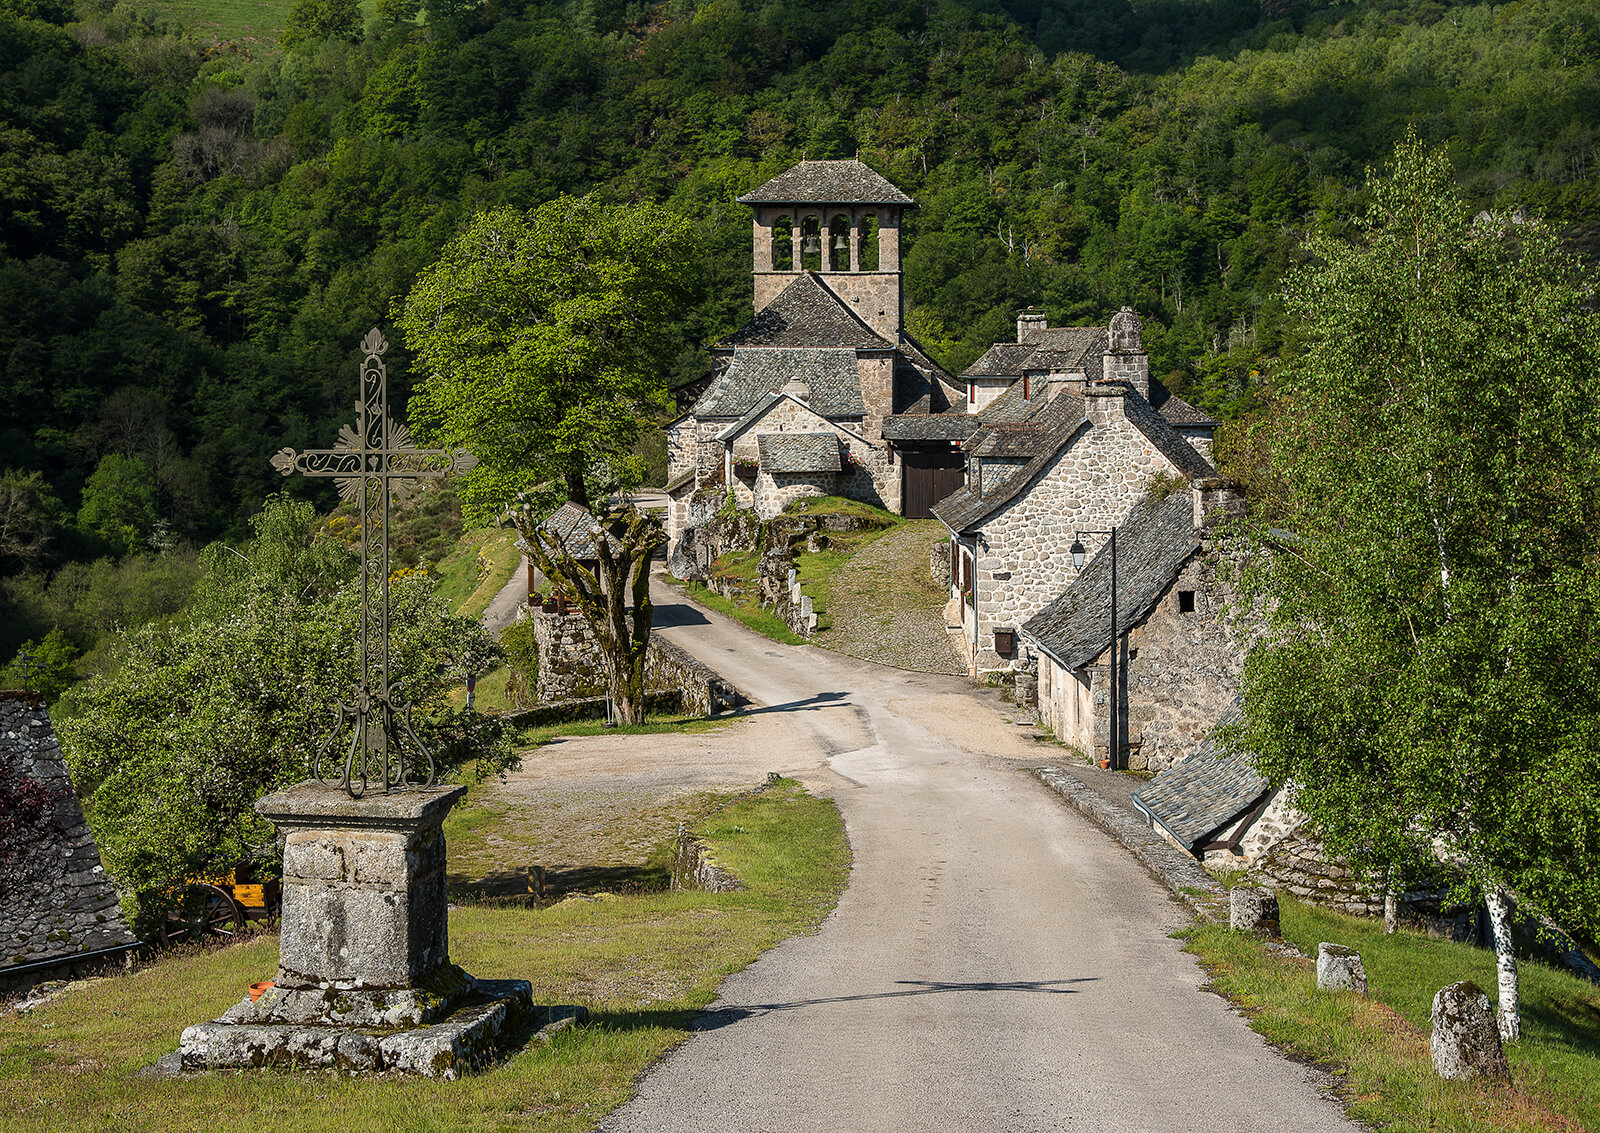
[598,573,1361,1133]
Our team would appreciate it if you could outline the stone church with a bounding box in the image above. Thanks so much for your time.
[665,160,972,557]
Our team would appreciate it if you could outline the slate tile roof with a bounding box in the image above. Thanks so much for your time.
[537,502,620,561]
[962,343,1037,378]
[1123,392,1217,480]
[1129,704,1267,851]
[931,392,1088,534]
[737,160,914,205]
[882,414,981,442]
[1149,381,1218,427]
[1025,326,1106,372]
[690,347,865,420]
[721,273,891,350]
[1018,491,1200,669]
[1,693,138,975]
[758,433,842,473]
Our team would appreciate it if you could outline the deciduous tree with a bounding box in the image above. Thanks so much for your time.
[1231,136,1600,1042]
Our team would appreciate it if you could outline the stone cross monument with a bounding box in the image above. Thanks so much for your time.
[175,328,576,1078]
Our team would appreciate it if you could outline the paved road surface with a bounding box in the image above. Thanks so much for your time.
[598,573,1361,1133]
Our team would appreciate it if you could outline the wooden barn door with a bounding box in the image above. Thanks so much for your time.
[901,448,966,518]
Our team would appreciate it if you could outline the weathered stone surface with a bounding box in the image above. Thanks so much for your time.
[671,823,745,894]
[1229,887,1280,934]
[1316,943,1367,994]
[223,966,472,1028]
[177,980,568,1079]
[1430,980,1509,1081]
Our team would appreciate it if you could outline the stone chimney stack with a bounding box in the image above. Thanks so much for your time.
[1083,382,1127,426]
[1194,477,1247,531]
[1102,307,1150,400]
[1017,308,1048,344]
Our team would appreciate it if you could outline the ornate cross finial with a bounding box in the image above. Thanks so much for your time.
[271,327,477,796]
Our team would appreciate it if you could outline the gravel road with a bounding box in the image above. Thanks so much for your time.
[592,571,1362,1133]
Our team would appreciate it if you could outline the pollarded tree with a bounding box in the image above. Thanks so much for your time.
[397,197,701,724]
[1232,136,1600,1042]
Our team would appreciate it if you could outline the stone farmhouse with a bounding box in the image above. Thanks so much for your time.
[1018,483,1251,775]
[665,160,972,557]
[930,307,1219,676]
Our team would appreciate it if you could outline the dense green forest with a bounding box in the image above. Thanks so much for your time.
[1,0,1597,670]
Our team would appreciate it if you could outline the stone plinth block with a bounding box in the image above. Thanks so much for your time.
[1316,943,1367,994]
[1229,887,1280,934]
[256,781,465,993]
[1431,980,1509,1081]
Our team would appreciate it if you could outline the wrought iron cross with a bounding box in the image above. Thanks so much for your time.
[271,327,477,796]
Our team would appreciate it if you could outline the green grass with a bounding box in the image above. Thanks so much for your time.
[0,779,848,1133]
[434,528,523,618]
[154,0,379,56]
[1182,896,1600,1132]
[680,580,805,646]
[782,495,898,526]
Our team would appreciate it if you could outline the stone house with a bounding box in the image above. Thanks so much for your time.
[665,159,969,559]
[931,308,1218,676]
[1018,483,1251,776]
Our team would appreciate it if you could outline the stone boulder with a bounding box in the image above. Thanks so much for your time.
[1315,943,1367,994]
[1229,886,1280,934]
[1430,980,1509,1081]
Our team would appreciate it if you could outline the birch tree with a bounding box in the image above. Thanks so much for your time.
[1232,136,1600,1042]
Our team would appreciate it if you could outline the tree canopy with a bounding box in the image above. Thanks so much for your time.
[1230,137,1600,961]
[398,197,702,516]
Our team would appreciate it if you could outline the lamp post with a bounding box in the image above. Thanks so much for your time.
[1069,528,1119,770]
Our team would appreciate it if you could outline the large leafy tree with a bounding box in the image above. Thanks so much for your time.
[397,196,702,516]
[59,495,512,934]
[397,197,700,724]
[1233,137,1600,1042]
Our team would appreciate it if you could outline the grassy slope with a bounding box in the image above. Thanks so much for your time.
[154,0,378,56]
[0,779,848,1133]
[433,527,522,618]
[1185,897,1600,1132]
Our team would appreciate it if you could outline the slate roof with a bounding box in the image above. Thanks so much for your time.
[962,343,1037,378]
[536,502,620,561]
[738,160,914,205]
[1130,704,1267,851]
[1149,382,1218,428]
[975,380,1044,424]
[690,347,865,420]
[1018,491,1200,669]
[758,433,842,473]
[931,392,1087,534]
[1,693,139,975]
[970,425,1051,459]
[721,273,891,350]
[1124,393,1217,480]
[1025,326,1106,372]
[882,414,981,442]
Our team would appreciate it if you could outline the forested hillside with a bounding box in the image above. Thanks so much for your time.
[2,0,1597,667]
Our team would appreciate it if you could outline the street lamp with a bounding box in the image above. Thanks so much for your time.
[1069,528,1119,771]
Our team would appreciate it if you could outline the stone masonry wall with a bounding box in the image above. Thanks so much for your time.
[968,390,1183,673]
[532,609,607,702]
[1251,833,1385,918]
[1,693,137,987]
[1118,545,1251,773]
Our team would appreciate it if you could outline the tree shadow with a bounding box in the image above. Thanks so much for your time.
[732,690,852,717]
[448,862,670,905]
[651,600,711,628]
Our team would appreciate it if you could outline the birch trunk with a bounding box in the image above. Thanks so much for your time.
[1384,881,1398,935]
[1484,888,1520,1042]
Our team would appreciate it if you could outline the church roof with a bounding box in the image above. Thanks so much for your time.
[882,414,980,442]
[690,347,865,420]
[738,160,914,206]
[758,433,842,474]
[721,273,891,350]
[1019,491,1200,670]
[1130,704,1266,851]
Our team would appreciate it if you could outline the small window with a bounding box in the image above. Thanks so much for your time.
[1178,590,1196,613]
[968,382,976,404]
[1023,375,1030,400]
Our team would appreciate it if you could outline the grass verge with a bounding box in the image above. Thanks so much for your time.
[1182,896,1600,1132]
[0,778,848,1133]
[680,580,805,645]
[435,528,523,618]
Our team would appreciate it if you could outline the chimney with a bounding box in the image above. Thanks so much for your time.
[1194,477,1246,530]
[1017,308,1047,344]
[1104,307,1150,399]
[1083,383,1126,426]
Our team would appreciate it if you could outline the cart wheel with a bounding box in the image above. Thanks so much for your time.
[161,884,245,945]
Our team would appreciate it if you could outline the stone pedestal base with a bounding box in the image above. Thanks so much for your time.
[174,781,550,1077]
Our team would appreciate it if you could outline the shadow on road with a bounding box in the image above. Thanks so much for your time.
[687,978,1100,1029]
[652,600,712,628]
[733,691,852,717]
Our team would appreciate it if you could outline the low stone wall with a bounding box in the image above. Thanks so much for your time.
[645,635,742,716]
[1249,834,1384,918]
[670,822,744,893]
[531,609,606,702]
[930,537,951,586]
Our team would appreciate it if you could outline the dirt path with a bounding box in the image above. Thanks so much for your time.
[812,518,965,674]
